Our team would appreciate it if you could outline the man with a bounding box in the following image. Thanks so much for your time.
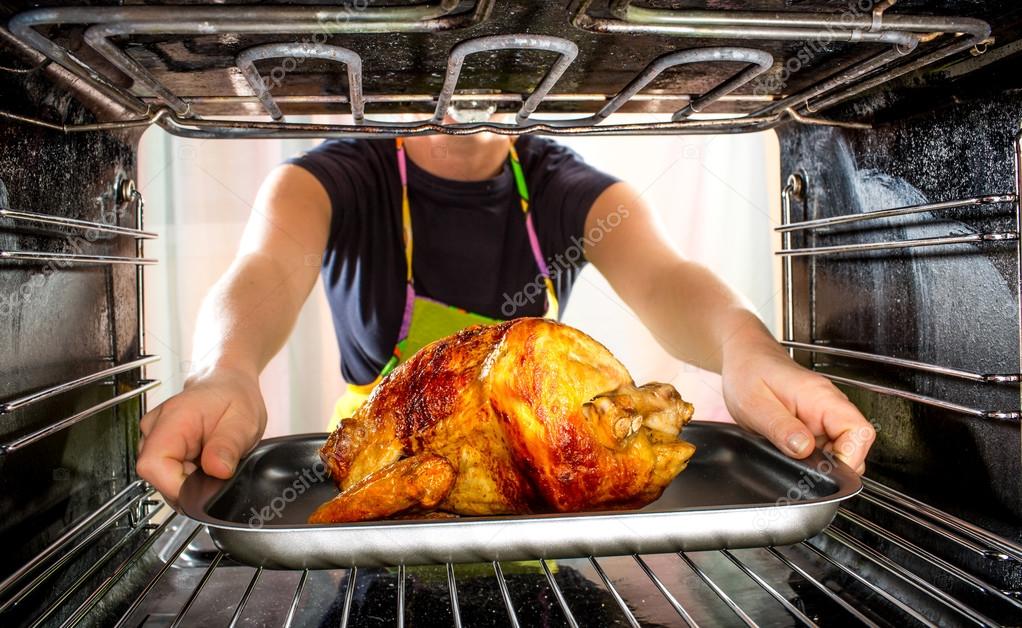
[137,129,875,502]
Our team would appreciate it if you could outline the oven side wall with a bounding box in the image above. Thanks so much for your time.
[777,92,1022,540]
[0,64,144,585]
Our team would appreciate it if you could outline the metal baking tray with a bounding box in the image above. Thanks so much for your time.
[178,422,861,568]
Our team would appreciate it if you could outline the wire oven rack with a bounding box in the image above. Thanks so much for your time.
[2,1,993,138]
[0,476,1019,627]
[776,130,1022,426]
[0,195,158,455]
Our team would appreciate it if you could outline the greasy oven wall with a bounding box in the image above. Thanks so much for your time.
[777,91,1022,542]
[0,66,145,588]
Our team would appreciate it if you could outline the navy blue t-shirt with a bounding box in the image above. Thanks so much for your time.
[287,137,618,385]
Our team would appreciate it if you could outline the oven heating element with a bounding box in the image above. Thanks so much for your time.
[2,1,994,137]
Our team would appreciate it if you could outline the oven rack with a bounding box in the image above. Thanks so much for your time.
[0,251,157,265]
[0,476,1018,627]
[0,196,158,265]
[0,208,158,240]
[3,2,992,138]
[0,188,157,452]
[777,130,1022,426]
[0,356,159,415]
[775,193,1021,258]
[0,379,160,455]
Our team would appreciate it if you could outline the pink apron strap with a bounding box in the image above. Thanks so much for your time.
[509,140,559,318]
[524,213,550,280]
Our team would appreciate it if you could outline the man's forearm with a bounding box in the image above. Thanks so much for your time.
[641,259,782,373]
[585,183,875,470]
[190,251,316,379]
[583,183,781,372]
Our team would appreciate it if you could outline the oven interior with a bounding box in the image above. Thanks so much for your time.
[1,1,1021,626]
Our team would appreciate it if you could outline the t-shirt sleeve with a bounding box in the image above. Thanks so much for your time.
[284,139,377,241]
[520,138,619,267]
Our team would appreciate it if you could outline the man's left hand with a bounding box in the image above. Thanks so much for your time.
[720,337,877,474]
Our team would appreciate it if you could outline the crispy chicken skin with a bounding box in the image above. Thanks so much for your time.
[308,454,456,523]
[311,319,695,523]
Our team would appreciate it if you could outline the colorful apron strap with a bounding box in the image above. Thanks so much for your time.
[509,141,560,320]
[395,137,413,283]
[387,137,416,378]
[391,138,560,352]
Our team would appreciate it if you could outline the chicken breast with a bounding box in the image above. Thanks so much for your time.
[309,318,695,523]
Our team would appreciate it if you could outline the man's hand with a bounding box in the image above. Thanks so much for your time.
[137,367,267,502]
[721,334,876,474]
[135,165,329,503]
[583,182,876,473]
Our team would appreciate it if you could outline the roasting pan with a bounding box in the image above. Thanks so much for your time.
[178,422,861,568]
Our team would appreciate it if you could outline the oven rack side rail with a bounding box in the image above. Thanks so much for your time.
[770,129,1022,623]
[1,475,1018,627]
[0,187,158,432]
[0,186,158,266]
[1,3,991,138]
[0,179,160,623]
[777,143,1022,425]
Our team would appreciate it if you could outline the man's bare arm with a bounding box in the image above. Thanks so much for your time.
[585,182,875,473]
[137,165,332,500]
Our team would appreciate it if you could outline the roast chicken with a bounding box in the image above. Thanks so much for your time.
[309,318,696,523]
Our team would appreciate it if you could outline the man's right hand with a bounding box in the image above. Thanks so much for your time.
[137,367,267,503]
[135,165,329,503]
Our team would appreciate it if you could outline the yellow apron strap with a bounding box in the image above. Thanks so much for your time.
[330,378,379,430]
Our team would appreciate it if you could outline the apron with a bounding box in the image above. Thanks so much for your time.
[329,138,559,429]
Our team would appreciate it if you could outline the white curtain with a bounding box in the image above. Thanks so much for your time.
[137,118,780,436]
